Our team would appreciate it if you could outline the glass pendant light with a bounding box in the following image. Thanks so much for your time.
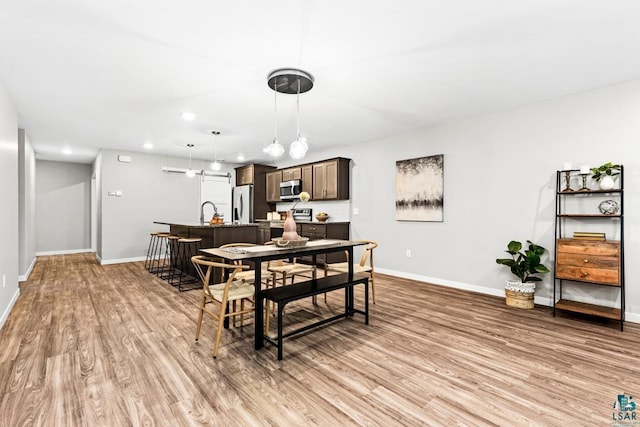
[210,130,222,171]
[265,79,285,157]
[289,77,309,160]
[185,143,196,178]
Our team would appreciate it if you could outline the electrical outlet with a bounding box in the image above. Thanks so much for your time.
[353,207,359,215]
[2,274,5,288]
[405,249,412,258]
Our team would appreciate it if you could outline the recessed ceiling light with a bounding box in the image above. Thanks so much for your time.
[181,111,196,121]
[237,154,245,162]
[63,148,72,155]
[143,143,153,149]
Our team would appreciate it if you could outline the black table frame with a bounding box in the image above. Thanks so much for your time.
[200,240,365,350]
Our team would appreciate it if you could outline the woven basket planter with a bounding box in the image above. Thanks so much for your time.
[504,280,535,309]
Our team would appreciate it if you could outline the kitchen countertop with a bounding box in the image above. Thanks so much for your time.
[154,221,258,228]
[155,220,350,229]
[255,219,350,225]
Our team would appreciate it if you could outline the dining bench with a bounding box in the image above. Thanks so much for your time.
[261,272,369,360]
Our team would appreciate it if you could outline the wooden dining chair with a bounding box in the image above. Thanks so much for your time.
[261,241,317,332]
[191,255,254,358]
[324,240,378,303]
[219,242,275,289]
[264,241,315,287]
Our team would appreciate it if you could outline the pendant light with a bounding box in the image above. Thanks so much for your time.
[185,143,196,178]
[289,77,308,159]
[210,130,222,171]
[264,78,285,157]
[265,68,313,159]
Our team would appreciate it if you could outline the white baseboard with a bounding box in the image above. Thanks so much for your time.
[625,312,640,324]
[36,248,95,256]
[0,288,20,331]
[99,256,146,265]
[18,257,37,282]
[376,267,638,325]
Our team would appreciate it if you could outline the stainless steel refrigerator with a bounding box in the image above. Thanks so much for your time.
[231,184,254,224]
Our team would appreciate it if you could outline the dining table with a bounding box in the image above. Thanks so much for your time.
[200,239,366,350]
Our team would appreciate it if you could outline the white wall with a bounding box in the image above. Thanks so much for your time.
[98,149,235,263]
[36,160,92,254]
[93,152,103,260]
[0,76,20,329]
[18,129,36,280]
[294,78,640,321]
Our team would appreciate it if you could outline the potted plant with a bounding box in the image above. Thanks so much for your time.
[495,240,550,309]
[591,162,621,190]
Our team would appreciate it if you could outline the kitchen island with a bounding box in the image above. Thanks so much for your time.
[154,221,259,248]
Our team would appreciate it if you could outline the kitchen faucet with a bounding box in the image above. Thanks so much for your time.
[200,201,218,224]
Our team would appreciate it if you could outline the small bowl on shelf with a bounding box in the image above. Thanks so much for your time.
[315,213,329,222]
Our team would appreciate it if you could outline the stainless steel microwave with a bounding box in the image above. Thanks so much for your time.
[280,179,302,200]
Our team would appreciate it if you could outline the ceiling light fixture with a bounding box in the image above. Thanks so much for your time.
[289,78,309,159]
[62,148,72,155]
[266,68,313,160]
[143,142,153,149]
[181,111,196,121]
[185,143,196,178]
[264,76,285,158]
[210,130,223,171]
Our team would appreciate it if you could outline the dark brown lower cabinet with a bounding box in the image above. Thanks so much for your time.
[299,222,350,265]
[257,222,271,244]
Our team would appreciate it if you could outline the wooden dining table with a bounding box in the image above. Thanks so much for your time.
[200,239,366,350]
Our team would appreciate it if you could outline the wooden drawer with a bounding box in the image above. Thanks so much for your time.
[556,239,620,285]
[555,265,619,285]
[300,224,326,241]
[556,252,619,269]
[300,224,327,234]
[556,239,619,256]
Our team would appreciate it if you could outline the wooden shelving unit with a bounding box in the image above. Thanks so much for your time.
[554,299,621,320]
[553,166,625,330]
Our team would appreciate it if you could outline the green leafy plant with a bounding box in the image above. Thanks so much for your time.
[591,162,621,181]
[496,240,550,282]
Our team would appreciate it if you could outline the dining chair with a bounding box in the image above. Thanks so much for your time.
[264,241,315,287]
[191,255,254,358]
[219,242,275,288]
[324,240,378,303]
[261,241,317,333]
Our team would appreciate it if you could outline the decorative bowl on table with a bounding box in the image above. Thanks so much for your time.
[271,237,309,248]
[315,212,329,222]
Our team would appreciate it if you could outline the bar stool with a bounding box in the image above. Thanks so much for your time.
[145,232,161,270]
[170,237,203,291]
[149,233,171,274]
[159,235,181,280]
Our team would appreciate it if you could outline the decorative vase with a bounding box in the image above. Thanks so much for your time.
[599,175,615,191]
[282,210,299,241]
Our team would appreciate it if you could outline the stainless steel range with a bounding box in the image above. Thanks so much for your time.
[292,208,312,222]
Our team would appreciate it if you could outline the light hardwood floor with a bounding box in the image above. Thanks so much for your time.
[1,253,638,426]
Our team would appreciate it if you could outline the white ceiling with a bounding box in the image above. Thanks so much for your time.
[1,0,640,164]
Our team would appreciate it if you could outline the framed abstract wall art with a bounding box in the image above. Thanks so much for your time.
[395,154,444,222]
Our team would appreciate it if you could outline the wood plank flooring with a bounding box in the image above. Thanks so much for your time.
[1,253,639,426]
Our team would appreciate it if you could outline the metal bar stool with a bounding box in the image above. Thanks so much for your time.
[159,235,180,280]
[169,237,203,291]
[149,233,170,274]
[145,232,161,270]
